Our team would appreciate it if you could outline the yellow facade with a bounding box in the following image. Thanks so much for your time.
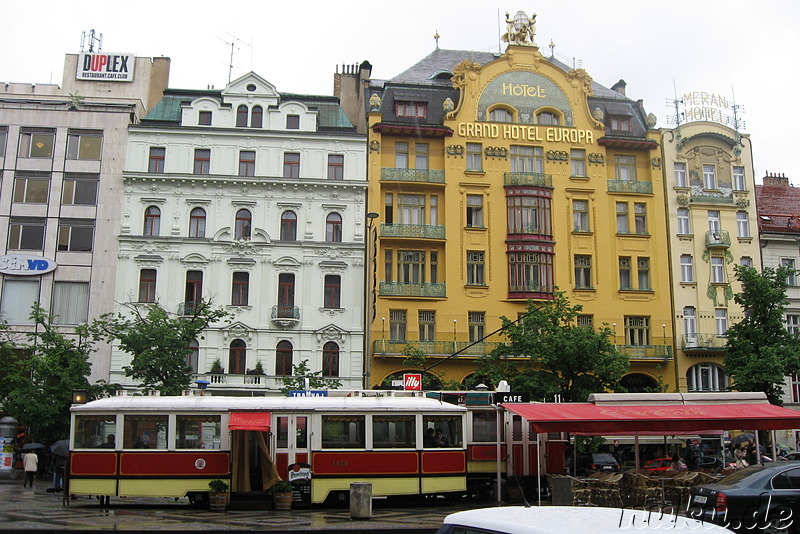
[366,44,674,392]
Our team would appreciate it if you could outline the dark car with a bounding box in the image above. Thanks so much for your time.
[699,455,724,469]
[688,463,800,533]
[576,453,620,475]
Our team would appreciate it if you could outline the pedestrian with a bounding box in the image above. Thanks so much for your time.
[52,453,66,491]
[746,442,758,466]
[734,442,749,469]
[22,449,38,488]
[682,439,702,470]
[667,452,685,472]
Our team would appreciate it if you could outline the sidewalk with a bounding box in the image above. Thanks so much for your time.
[0,478,496,533]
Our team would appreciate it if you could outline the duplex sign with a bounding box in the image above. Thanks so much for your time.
[0,255,57,275]
[77,53,135,81]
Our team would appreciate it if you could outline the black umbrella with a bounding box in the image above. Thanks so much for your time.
[731,433,754,446]
[50,439,69,457]
[21,442,44,451]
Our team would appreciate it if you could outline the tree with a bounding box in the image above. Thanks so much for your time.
[488,291,629,401]
[97,300,230,396]
[0,306,117,444]
[281,359,342,393]
[724,265,800,405]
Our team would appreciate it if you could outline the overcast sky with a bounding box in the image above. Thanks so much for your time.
[2,0,798,185]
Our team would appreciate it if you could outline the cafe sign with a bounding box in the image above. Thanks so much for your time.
[76,53,135,82]
[0,255,57,275]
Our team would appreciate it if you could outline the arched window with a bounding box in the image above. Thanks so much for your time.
[280,211,297,241]
[236,105,248,127]
[686,363,728,392]
[251,106,263,128]
[229,339,246,375]
[536,111,559,126]
[488,107,514,123]
[143,206,160,236]
[323,341,339,377]
[189,207,206,238]
[235,209,251,240]
[186,339,199,374]
[326,213,342,242]
[276,340,293,376]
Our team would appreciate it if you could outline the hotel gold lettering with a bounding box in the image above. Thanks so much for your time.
[457,122,594,145]
[502,83,547,97]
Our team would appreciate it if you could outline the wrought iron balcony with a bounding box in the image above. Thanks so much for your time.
[371,340,506,358]
[504,172,553,188]
[682,333,728,351]
[613,344,673,360]
[607,180,653,194]
[271,305,300,327]
[381,168,445,184]
[691,191,734,204]
[380,223,445,240]
[379,282,446,298]
[705,230,731,248]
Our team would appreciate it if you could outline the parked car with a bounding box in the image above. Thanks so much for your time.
[699,455,724,469]
[689,463,800,532]
[576,452,620,475]
[643,457,672,472]
[437,506,733,534]
[782,452,800,461]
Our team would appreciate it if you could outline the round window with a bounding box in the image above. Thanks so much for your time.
[246,84,256,92]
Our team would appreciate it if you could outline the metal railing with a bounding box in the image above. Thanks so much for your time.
[380,223,446,240]
[504,172,553,188]
[613,344,673,360]
[705,230,731,248]
[271,305,300,319]
[607,180,653,194]
[379,282,446,298]
[682,333,728,351]
[381,168,445,184]
[372,340,507,357]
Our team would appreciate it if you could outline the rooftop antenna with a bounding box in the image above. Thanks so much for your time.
[80,29,103,53]
[218,32,251,84]
[666,79,683,130]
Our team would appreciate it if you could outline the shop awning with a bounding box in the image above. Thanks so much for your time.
[501,403,800,434]
[228,411,271,431]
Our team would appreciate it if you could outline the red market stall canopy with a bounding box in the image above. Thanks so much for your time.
[501,402,800,434]
[228,411,271,431]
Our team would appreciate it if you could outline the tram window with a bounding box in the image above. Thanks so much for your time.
[123,415,168,449]
[74,415,116,448]
[472,411,497,443]
[321,415,365,448]
[423,415,463,448]
[296,416,308,448]
[373,415,415,448]
[277,417,289,448]
[176,415,221,449]
[512,415,522,442]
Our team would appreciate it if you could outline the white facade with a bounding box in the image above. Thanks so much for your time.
[112,72,368,393]
[0,55,169,383]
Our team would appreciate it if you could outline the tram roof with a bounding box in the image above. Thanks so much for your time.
[70,395,467,413]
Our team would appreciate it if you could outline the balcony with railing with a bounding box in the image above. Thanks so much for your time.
[607,180,653,194]
[613,344,673,360]
[380,223,445,240]
[381,168,446,184]
[271,305,300,327]
[372,340,507,358]
[682,333,728,352]
[690,190,734,204]
[379,282,446,298]
[705,230,731,248]
[504,172,553,188]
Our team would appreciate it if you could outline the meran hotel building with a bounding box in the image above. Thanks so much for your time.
[0,13,776,400]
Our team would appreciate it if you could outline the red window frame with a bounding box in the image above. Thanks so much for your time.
[276,340,293,376]
[239,151,255,177]
[229,339,246,375]
[185,270,203,305]
[143,206,160,236]
[610,115,632,132]
[198,111,212,126]
[232,272,249,306]
[283,153,300,178]
[395,101,427,118]
[236,105,248,127]
[148,147,165,173]
[326,213,342,242]
[138,269,157,303]
[286,115,299,129]
[280,211,297,241]
[193,149,210,175]
[189,208,206,238]
[324,274,341,308]
[322,341,339,377]
[250,106,263,128]
[235,209,251,240]
[327,154,344,180]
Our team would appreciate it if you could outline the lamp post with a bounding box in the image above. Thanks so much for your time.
[363,212,379,390]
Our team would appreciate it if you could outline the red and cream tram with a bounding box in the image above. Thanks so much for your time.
[68,394,467,505]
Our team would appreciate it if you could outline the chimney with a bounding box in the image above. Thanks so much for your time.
[611,79,626,96]
[763,172,790,187]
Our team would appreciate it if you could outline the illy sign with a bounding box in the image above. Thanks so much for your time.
[403,373,422,391]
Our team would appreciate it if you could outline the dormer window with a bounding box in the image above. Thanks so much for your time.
[198,111,212,126]
[286,115,300,129]
[488,107,514,123]
[536,111,559,126]
[610,115,632,132]
[395,101,427,118]
[236,105,248,127]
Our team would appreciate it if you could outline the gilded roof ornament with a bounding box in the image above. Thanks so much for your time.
[443,97,454,113]
[451,60,482,97]
[369,93,382,112]
[502,11,537,46]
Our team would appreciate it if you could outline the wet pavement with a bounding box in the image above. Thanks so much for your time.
[0,477,498,533]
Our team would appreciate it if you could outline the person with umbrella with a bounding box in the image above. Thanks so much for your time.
[49,440,68,492]
[22,444,39,488]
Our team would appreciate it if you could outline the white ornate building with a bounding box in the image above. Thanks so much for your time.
[113,72,368,394]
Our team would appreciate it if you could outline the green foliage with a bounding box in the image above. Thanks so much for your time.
[210,358,224,374]
[724,265,800,405]
[253,360,265,375]
[0,306,118,445]
[280,359,342,393]
[575,435,606,454]
[272,479,292,492]
[208,479,229,492]
[401,343,427,370]
[485,290,629,401]
[96,300,230,396]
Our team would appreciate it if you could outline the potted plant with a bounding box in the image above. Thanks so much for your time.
[210,359,224,374]
[208,479,229,511]
[272,479,293,510]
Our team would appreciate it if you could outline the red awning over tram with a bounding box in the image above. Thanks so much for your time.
[228,411,271,431]
[501,402,800,434]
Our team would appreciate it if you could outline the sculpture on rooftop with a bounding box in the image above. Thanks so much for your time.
[502,11,537,46]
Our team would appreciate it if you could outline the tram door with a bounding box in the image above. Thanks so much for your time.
[274,415,310,479]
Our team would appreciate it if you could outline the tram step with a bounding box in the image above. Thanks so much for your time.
[228,491,274,511]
